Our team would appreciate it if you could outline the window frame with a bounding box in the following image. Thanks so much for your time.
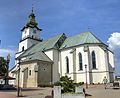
[66,56,69,73]
[91,51,97,69]
[78,52,83,71]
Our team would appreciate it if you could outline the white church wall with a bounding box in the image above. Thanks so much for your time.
[45,50,53,60]
[75,46,88,83]
[19,39,28,52]
[89,45,109,83]
[29,28,40,39]
[108,51,114,68]
[60,45,112,84]
[60,49,74,80]
[22,28,29,39]
[45,49,60,83]
[89,46,107,71]
[22,28,40,40]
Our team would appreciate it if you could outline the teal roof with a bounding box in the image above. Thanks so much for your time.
[19,33,65,59]
[21,51,52,62]
[19,32,106,62]
[60,32,105,49]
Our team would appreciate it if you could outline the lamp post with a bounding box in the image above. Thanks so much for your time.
[85,64,88,89]
[17,59,20,97]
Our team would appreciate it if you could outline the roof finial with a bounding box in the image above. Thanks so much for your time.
[32,4,34,13]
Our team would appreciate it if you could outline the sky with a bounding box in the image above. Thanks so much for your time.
[0,0,120,75]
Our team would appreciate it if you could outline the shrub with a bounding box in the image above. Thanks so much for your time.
[54,76,84,93]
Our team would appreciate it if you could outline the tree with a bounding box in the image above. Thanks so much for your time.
[54,76,84,93]
[0,57,7,76]
[54,76,76,93]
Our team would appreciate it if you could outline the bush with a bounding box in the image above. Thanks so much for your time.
[54,76,81,93]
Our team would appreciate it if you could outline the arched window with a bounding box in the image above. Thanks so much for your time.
[22,46,24,51]
[78,53,83,70]
[92,51,96,69]
[66,56,69,73]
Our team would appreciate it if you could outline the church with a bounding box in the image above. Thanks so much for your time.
[10,9,115,88]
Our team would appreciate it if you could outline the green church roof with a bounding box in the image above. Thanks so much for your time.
[21,51,53,63]
[19,33,65,59]
[60,32,106,49]
[19,32,106,62]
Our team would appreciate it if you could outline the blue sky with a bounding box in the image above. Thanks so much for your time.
[0,0,120,75]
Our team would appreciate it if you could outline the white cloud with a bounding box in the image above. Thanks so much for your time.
[0,48,16,57]
[107,32,120,50]
[107,32,120,74]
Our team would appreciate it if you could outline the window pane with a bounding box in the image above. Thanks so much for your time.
[66,56,69,73]
[92,51,96,69]
[79,53,83,70]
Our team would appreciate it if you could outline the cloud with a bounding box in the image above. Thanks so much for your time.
[107,32,120,74]
[0,48,16,57]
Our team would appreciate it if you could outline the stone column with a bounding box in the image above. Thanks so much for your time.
[53,86,61,98]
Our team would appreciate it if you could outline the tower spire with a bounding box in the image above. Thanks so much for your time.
[32,4,34,13]
[21,7,42,31]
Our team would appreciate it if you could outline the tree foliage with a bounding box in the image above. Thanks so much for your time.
[0,57,7,76]
[54,76,84,93]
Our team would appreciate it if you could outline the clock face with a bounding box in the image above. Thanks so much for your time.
[33,29,36,34]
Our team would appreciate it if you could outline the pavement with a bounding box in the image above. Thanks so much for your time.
[85,84,120,98]
[0,84,120,98]
[0,91,16,98]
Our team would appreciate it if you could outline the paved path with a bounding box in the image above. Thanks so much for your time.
[1,85,120,98]
[86,84,120,98]
[0,92,16,98]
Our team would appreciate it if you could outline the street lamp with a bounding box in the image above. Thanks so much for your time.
[85,64,88,89]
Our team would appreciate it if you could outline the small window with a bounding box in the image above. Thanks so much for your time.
[92,51,96,69]
[29,70,32,76]
[66,56,69,73]
[22,46,24,51]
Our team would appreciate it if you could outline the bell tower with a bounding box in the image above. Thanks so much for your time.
[18,7,42,52]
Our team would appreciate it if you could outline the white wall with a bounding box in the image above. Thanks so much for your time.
[45,49,60,83]
[22,28,40,40]
[60,49,74,80]
[108,51,114,68]
[60,45,114,84]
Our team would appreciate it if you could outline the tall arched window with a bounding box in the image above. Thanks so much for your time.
[78,53,83,70]
[66,56,69,73]
[92,51,96,69]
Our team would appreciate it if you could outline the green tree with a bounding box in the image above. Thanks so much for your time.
[54,76,76,93]
[0,57,7,76]
[54,76,84,93]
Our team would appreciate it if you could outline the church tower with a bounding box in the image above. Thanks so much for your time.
[18,8,42,52]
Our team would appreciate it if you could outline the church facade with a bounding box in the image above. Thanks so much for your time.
[11,10,115,88]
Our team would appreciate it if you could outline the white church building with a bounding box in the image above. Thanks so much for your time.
[10,9,115,88]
